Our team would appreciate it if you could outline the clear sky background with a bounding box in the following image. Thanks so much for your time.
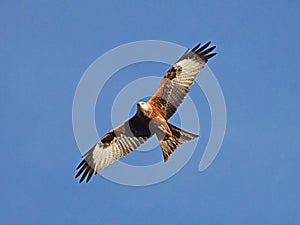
[1,0,299,224]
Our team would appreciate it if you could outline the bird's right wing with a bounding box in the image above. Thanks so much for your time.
[148,42,216,120]
[75,116,151,183]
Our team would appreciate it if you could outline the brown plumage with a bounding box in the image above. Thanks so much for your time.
[75,41,216,183]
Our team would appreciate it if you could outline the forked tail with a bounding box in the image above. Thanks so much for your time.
[159,123,199,161]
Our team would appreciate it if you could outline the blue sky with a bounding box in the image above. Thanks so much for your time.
[1,0,299,224]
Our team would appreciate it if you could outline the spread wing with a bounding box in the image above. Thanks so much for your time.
[148,42,216,120]
[75,116,152,183]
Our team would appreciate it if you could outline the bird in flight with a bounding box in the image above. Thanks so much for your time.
[75,41,216,183]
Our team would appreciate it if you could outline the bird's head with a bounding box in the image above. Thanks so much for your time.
[137,101,152,117]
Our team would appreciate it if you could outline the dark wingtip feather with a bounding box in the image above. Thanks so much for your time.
[79,167,90,183]
[75,170,81,179]
[201,46,216,55]
[75,162,86,179]
[86,169,94,183]
[195,41,211,53]
[76,159,85,170]
[206,52,217,59]
[191,43,201,52]
[75,172,80,179]
[179,41,216,63]
[193,41,217,62]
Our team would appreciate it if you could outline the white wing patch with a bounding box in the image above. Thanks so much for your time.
[148,41,216,120]
[75,135,148,183]
[174,58,204,86]
[75,42,216,183]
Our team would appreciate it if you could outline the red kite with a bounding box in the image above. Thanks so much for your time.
[75,41,216,183]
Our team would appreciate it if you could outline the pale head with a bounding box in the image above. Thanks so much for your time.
[137,101,152,117]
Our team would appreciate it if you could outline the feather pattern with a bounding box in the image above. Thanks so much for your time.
[75,116,151,183]
[148,42,216,120]
[75,41,216,183]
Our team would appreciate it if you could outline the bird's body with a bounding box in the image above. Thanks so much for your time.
[75,41,217,183]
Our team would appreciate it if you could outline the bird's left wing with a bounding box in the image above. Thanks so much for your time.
[75,116,151,183]
[148,42,216,120]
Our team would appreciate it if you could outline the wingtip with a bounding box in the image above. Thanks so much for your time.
[76,160,85,170]
[86,170,94,183]
[74,173,80,179]
[191,43,201,52]
[79,175,85,183]
[206,52,217,59]
[193,41,217,62]
[201,45,216,55]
